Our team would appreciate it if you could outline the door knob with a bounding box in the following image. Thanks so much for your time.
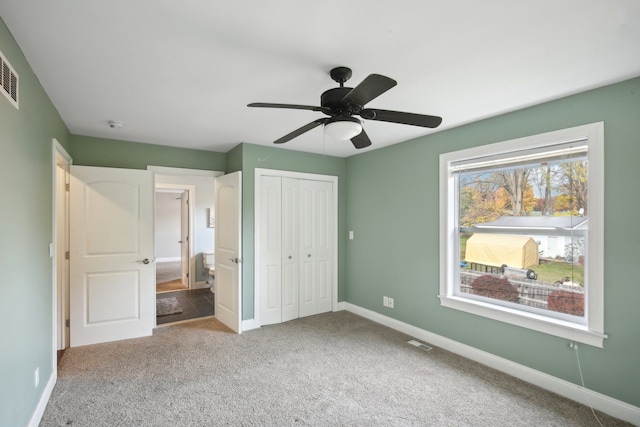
[139,258,151,264]
[229,258,244,264]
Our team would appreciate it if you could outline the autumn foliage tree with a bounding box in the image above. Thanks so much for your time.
[459,170,536,227]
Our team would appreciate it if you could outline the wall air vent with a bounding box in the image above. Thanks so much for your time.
[0,49,19,109]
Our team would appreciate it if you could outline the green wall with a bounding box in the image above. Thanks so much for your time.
[345,77,640,407]
[0,19,71,427]
[232,144,347,319]
[71,134,227,171]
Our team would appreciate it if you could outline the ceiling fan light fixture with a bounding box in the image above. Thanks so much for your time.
[324,117,362,140]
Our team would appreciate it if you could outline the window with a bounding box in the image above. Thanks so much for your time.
[439,123,606,347]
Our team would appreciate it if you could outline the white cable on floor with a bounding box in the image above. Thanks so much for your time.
[573,344,604,427]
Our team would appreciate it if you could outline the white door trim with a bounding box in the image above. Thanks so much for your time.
[254,168,338,328]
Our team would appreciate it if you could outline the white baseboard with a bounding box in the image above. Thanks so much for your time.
[28,369,56,427]
[344,302,640,426]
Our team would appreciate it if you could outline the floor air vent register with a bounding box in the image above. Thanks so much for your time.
[0,49,19,109]
[408,339,433,351]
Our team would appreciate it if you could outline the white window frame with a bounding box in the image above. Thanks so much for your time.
[439,122,607,347]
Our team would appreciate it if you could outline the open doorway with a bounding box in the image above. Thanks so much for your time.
[53,139,71,365]
[155,189,189,293]
[151,167,222,326]
[155,186,214,325]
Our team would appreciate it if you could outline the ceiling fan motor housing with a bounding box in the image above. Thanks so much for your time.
[321,87,358,116]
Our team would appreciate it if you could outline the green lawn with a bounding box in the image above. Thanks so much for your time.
[532,261,584,285]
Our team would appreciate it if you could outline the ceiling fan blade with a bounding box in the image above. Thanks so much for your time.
[273,118,328,144]
[248,102,331,115]
[359,108,442,128]
[350,128,372,149]
[341,74,397,107]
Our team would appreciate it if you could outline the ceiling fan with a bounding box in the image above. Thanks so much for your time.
[248,66,443,149]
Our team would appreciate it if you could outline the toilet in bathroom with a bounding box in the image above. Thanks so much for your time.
[203,251,215,293]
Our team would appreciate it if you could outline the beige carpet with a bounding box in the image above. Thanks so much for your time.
[156,261,187,293]
[41,312,631,426]
[156,279,187,293]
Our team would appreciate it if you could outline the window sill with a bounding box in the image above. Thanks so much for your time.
[438,295,607,348]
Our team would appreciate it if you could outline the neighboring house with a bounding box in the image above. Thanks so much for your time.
[476,216,588,259]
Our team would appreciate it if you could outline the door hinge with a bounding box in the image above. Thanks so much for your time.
[65,319,70,327]
[65,183,70,192]
[186,273,189,278]
[65,251,70,260]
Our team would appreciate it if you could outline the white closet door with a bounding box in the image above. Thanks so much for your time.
[281,178,299,322]
[259,176,282,326]
[314,180,333,314]
[299,179,333,317]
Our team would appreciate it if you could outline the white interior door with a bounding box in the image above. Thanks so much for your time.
[215,171,242,333]
[180,190,189,287]
[55,157,70,350]
[69,165,154,347]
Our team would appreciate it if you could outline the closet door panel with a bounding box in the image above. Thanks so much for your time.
[298,179,316,317]
[314,181,333,314]
[259,176,282,326]
[281,178,299,322]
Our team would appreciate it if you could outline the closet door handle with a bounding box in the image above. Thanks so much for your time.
[307,254,311,258]
[288,256,292,259]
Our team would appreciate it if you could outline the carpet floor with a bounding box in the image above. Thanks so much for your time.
[41,312,631,426]
[156,261,187,293]
[156,279,188,293]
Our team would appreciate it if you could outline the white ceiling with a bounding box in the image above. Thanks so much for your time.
[2,1,639,158]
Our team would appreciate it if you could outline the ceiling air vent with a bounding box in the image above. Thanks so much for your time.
[0,50,19,109]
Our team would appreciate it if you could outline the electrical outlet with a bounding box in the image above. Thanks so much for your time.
[388,297,394,308]
[34,367,39,388]
[383,296,389,307]
[349,230,354,240]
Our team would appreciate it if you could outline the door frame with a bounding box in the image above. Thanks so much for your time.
[52,139,72,366]
[254,168,339,327]
[149,166,224,292]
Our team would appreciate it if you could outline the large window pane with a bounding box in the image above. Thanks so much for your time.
[439,122,606,347]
